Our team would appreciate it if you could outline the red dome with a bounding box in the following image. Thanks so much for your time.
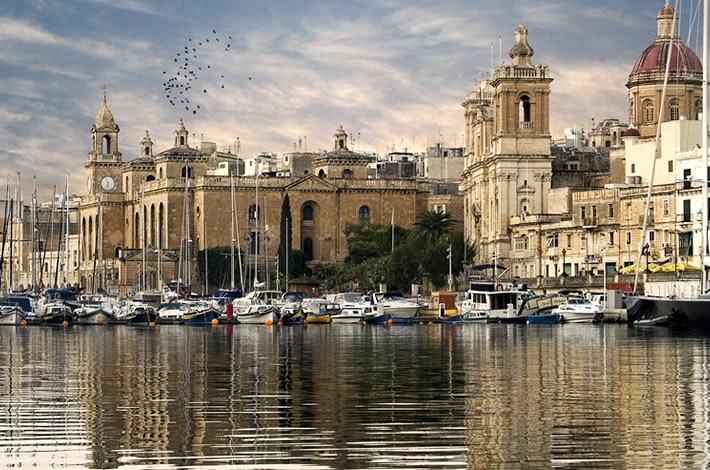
[658,4,674,17]
[622,128,640,137]
[629,41,702,80]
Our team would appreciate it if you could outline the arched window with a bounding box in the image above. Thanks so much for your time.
[181,166,193,178]
[196,205,201,219]
[339,139,344,149]
[249,204,260,220]
[144,146,149,156]
[358,206,370,223]
[342,169,352,179]
[644,100,654,124]
[695,99,702,120]
[519,95,531,122]
[146,175,155,182]
[115,246,122,258]
[318,169,326,178]
[302,205,314,221]
[520,199,530,214]
[180,136,185,146]
[669,99,679,121]
[158,203,164,249]
[88,216,93,261]
[102,135,110,154]
[303,237,313,261]
[630,99,634,121]
[134,212,140,248]
[150,204,156,246]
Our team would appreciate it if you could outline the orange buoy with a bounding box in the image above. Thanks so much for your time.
[387,319,393,326]
[97,317,103,325]
[428,321,433,325]
[211,318,219,326]
[277,321,283,327]
[265,319,272,327]
[149,321,156,327]
[20,320,27,327]
[62,320,69,327]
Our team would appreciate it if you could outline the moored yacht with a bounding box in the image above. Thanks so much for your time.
[371,291,419,323]
[551,297,601,323]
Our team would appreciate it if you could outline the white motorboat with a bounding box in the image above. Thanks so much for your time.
[74,294,118,325]
[0,305,27,325]
[158,302,188,321]
[371,292,419,323]
[237,304,276,324]
[551,297,601,323]
[329,292,369,323]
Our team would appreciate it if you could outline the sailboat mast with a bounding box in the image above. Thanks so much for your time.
[141,182,146,291]
[230,173,235,290]
[0,180,9,294]
[702,0,708,294]
[233,174,244,292]
[633,0,679,295]
[64,174,69,288]
[254,160,259,289]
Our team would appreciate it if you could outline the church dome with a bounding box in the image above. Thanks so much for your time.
[622,128,640,137]
[94,97,116,126]
[627,2,702,87]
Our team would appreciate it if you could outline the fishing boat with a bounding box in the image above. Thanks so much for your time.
[182,302,220,325]
[457,283,526,324]
[73,293,117,325]
[116,301,158,325]
[41,301,74,325]
[302,299,336,324]
[237,304,276,324]
[0,305,27,325]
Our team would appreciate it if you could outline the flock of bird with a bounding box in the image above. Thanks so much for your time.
[162,29,251,116]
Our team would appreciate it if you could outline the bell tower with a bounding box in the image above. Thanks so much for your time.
[491,24,552,156]
[85,89,122,195]
[88,89,121,163]
[140,130,154,158]
[174,119,189,148]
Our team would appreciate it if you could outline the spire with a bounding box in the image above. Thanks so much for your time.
[94,88,116,127]
[140,130,153,158]
[657,0,678,39]
[509,24,534,67]
[174,119,188,147]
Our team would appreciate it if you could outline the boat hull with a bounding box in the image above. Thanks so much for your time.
[74,308,114,325]
[0,308,27,325]
[632,297,710,328]
[527,313,560,325]
[331,314,363,323]
[558,312,596,323]
[363,313,390,324]
[183,308,219,325]
[43,312,73,325]
[237,306,275,324]
[305,314,331,324]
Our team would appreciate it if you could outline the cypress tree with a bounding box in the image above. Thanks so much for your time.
[278,194,293,281]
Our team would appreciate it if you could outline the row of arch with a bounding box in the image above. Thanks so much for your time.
[317,169,353,179]
[638,98,702,124]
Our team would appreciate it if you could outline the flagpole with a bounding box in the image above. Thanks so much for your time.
[391,208,394,252]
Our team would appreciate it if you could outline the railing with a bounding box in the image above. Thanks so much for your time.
[677,213,693,224]
[517,121,534,129]
[301,220,314,227]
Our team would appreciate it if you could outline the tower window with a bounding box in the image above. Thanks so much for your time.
[180,136,185,146]
[339,139,344,149]
[644,100,654,124]
[342,169,352,179]
[669,99,679,121]
[144,146,149,155]
[519,95,531,122]
[102,135,111,154]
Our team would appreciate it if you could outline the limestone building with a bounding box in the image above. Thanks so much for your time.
[462,24,553,267]
[78,106,434,295]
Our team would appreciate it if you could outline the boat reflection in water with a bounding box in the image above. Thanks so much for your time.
[2,325,710,468]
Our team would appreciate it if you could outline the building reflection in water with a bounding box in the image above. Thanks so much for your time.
[4,325,710,467]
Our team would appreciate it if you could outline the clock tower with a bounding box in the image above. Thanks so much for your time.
[85,90,122,195]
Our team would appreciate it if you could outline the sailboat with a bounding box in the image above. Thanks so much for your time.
[628,0,710,327]
[212,172,243,317]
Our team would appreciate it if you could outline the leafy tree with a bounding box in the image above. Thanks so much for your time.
[311,262,347,292]
[410,211,456,245]
[418,232,475,290]
[344,222,410,265]
[355,256,389,293]
[386,240,422,292]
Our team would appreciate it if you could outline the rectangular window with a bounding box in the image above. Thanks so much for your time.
[592,205,597,220]
[649,231,655,245]
[608,203,614,219]
[626,231,632,245]
[609,232,614,246]
[631,163,636,173]
[683,168,692,189]
[679,232,693,256]
[581,206,586,220]
[668,160,674,172]
[663,198,669,216]
[683,199,691,222]
[567,234,572,248]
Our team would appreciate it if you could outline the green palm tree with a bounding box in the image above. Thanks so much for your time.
[411,211,456,244]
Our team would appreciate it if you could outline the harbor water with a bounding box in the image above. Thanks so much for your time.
[2,323,710,469]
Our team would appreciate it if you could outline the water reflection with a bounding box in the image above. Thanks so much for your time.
[1,324,710,468]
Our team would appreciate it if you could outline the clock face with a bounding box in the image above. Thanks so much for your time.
[100,175,116,192]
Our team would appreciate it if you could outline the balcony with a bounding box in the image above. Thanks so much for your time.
[677,213,692,224]
[582,217,597,228]
[517,121,534,129]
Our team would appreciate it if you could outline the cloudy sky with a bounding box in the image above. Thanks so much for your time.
[0,0,701,199]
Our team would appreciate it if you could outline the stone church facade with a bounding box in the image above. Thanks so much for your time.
[78,102,431,295]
